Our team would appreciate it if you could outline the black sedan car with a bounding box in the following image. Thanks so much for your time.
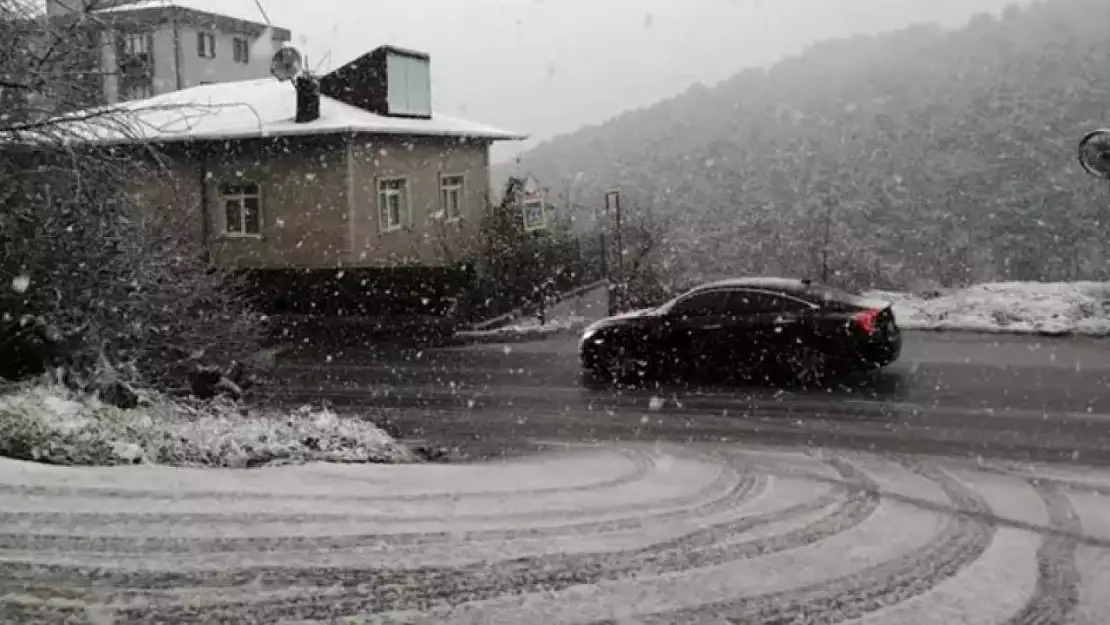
[579,277,901,384]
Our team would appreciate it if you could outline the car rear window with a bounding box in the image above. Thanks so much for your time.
[803,284,890,310]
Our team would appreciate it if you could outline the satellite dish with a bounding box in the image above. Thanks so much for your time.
[1078,129,1110,180]
[270,45,303,82]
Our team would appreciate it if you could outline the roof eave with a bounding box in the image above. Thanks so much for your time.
[54,126,527,148]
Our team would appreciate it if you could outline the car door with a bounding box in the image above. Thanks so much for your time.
[721,289,817,371]
[746,289,819,368]
[661,289,731,377]
[718,289,769,371]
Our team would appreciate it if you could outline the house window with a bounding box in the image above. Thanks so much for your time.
[197,32,215,58]
[220,183,261,236]
[232,37,250,64]
[122,32,149,55]
[377,178,408,232]
[440,174,464,221]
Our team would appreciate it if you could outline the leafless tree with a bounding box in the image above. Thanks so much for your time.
[0,0,263,388]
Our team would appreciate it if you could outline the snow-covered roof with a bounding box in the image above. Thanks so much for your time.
[696,277,813,292]
[50,78,526,145]
[94,0,273,27]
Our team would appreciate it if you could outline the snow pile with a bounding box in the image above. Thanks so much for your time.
[0,385,415,467]
[459,314,589,339]
[867,281,1110,336]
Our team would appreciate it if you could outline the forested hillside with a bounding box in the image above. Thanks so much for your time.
[512,0,1110,290]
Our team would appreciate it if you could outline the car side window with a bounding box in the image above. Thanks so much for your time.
[670,291,729,317]
[727,290,812,316]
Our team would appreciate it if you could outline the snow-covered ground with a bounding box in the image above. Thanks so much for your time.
[868,281,1110,336]
[0,384,414,467]
[1,440,1107,623]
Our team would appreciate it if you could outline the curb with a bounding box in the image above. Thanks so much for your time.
[900,325,1110,339]
[453,321,590,345]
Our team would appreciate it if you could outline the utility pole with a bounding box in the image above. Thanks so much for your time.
[605,190,622,314]
[820,195,832,283]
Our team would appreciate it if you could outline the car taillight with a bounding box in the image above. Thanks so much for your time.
[854,309,882,334]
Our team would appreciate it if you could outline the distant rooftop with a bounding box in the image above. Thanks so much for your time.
[93,0,282,30]
[46,78,525,145]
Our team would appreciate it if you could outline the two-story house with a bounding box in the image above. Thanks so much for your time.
[49,44,525,317]
[46,0,290,104]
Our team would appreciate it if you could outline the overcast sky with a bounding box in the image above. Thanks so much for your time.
[203,0,1025,162]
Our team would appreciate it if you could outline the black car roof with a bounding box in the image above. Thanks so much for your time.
[691,277,812,294]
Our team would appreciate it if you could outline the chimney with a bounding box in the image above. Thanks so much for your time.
[294,74,320,124]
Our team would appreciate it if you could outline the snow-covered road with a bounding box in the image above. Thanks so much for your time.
[2,443,1108,623]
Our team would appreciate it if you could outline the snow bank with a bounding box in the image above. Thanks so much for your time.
[867,281,1110,336]
[0,385,415,467]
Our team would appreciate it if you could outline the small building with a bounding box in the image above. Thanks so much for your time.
[46,0,292,105]
[46,44,524,317]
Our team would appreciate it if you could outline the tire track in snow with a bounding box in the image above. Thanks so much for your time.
[586,456,995,625]
[0,443,1090,624]
[0,450,760,556]
[1005,479,1081,625]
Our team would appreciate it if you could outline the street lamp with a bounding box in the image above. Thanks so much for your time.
[1078,129,1110,179]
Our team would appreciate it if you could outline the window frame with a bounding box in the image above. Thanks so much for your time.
[219,182,262,238]
[197,31,216,58]
[666,288,731,318]
[377,177,410,233]
[232,36,250,64]
[122,32,149,55]
[726,288,818,316]
[439,173,464,222]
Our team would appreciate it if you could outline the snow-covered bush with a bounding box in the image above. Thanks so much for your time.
[867,281,1110,335]
[0,384,415,467]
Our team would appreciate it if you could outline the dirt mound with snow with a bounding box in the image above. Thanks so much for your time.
[0,385,415,467]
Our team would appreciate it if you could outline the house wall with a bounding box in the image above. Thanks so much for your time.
[173,23,285,90]
[121,134,491,270]
[204,138,351,268]
[348,136,490,266]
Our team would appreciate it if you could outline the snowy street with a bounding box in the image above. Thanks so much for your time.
[2,441,1109,623]
[274,330,1110,464]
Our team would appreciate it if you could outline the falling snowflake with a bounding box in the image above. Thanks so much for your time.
[10,274,30,293]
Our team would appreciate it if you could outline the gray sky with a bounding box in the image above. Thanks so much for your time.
[226,0,1024,162]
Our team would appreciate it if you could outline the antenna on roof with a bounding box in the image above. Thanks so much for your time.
[270,45,304,82]
[313,50,332,74]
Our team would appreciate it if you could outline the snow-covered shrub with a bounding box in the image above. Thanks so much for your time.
[0,384,415,467]
[867,281,1110,335]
